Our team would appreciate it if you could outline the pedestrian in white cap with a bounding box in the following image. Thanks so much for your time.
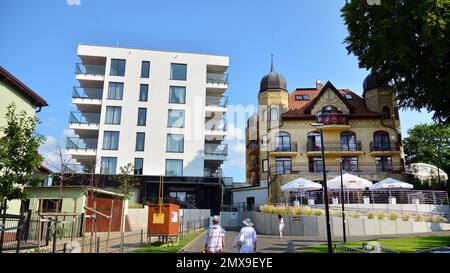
[235,218,257,253]
[204,215,225,253]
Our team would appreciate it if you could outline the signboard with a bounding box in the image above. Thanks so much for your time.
[153,213,165,224]
[171,211,178,223]
[292,216,302,221]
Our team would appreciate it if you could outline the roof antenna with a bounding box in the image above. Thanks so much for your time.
[270,54,275,73]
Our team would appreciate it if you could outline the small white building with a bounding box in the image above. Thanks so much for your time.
[231,181,268,210]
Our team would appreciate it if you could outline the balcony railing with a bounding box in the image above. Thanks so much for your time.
[370,141,400,152]
[206,96,228,107]
[207,73,228,85]
[205,119,228,132]
[69,111,100,125]
[75,63,105,76]
[205,144,228,160]
[307,141,362,152]
[269,162,403,175]
[316,113,349,125]
[72,87,103,100]
[269,141,298,153]
[66,137,98,150]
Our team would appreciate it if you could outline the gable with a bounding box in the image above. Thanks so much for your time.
[310,86,350,115]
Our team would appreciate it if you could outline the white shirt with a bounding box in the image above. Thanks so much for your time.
[205,224,225,253]
[279,218,284,230]
[236,226,257,253]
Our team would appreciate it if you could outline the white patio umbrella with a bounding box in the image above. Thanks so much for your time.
[369,177,413,190]
[281,177,322,205]
[327,173,373,190]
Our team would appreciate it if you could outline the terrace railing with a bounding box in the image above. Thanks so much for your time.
[207,73,228,85]
[75,63,105,76]
[72,87,103,100]
[206,96,228,107]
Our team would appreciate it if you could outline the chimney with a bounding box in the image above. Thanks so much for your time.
[316,79,323,91]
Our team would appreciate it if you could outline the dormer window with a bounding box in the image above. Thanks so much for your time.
[344,94,352,100]
[295,94,310,101]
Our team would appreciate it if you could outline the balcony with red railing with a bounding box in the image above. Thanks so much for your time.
[316,112,349,126]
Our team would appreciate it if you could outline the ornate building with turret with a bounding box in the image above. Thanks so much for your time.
[245,58,406,203]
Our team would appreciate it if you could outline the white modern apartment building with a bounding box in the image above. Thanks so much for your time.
[66,44,229,179]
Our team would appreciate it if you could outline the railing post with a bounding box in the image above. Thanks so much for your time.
[97,237,100,253]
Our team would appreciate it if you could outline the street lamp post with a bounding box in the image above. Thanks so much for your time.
[338,159,347,243]
[311,123,333,253]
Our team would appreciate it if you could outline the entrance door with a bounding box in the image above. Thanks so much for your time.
[246,197,255,211]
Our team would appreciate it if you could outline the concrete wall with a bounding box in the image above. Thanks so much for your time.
[232,187,268,208]
[327,204,450,217]
[127,207,148,231]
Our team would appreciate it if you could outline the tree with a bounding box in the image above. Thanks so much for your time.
[114,163,136,199]
[341,0,450,123]
[0,103,46,202]
[403,123,450,190]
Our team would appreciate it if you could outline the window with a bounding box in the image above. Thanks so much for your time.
[344,94,353,100]
[134,158,143,175]
[105,106,122,124]
[107,82,124,100]
[275,132,291,152]
[383,106,391,119]
[139,84,148,102]
[373,131,390,151]
[295,94,310,101]
[141,61,150,78]
[40,199,62,213]
[167,110,185,128]
[275,157,291,174]
[135,132,145,151]
[262,159,268,172]
[100,157,117,174]
[342,157,358,172]
[375,156,393,172]
[169,86,186,104]
[102,131,119,150]
[166,159,183,176]
[170,192,187,202]
[137,108,147,126]
[261,135,268,147]
[270,107,279,121]
[309,157,323,173]
[170,63,187,81]
[394,107,399,120]
[166,134,184,153]
[110,59,126,76]
[340,131,357,151]
[261,109,267,122]
[307,131,321,151]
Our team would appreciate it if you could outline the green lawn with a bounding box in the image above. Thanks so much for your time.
[299,235,450,253]
[131,229,206,253]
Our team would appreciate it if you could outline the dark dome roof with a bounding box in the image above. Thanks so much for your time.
[363,72,390,92]
[259,56,287,93]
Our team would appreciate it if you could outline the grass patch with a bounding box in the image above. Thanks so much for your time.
[131,229,206,253]
[298,235,450,253]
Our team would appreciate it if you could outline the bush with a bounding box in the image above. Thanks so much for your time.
[402,213,411,221]
[388,213,398,221]
[377,212,385,220]
[313,209,324,216]
[351,212,361,218]
[368,211,376,219]
[128,203,144,209]
[431,216,447,223]
[332,210,343,217]
[414,215,424,222]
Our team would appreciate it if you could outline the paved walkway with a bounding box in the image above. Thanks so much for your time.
[182,229,450,253]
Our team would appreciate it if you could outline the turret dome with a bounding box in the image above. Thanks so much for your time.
[259,55,287,93]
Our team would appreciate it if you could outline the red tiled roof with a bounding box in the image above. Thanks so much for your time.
[0,66,48,107]
[282,82,382,120]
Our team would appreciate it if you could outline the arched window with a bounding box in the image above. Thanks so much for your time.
[307,131,321,151]
[275,131,291,152]
[270,107,279,121]
[321,105,340,114]
[373,131,390,151]
[340,131,357,151]
[383,106,391,119]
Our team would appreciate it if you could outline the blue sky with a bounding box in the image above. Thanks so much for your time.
[0,0,434,181]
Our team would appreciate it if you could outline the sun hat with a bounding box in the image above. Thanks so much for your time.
[242,218,253,227]
[212,215,220,222]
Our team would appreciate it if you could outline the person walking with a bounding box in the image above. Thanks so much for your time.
[204,216,225,253]
[278,214,284,239]
[235,218,257,253]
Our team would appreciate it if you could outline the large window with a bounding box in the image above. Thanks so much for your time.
[110,59,126,76]
[141,61,150,78]
[166,134,184,153]
[309,157,323,173]
[137,108,147,126]
[373,131,390,151]
[376,156,393,172]
[105,106,122,124]
[102,131,119,150]
[170,192,187,202]
[275,157,291,174]
[167,110,185,128]
[270,107,279,121]
[340,131,357,151]
[100,157,117,174]
[135,132,145,151]
[262,159,268,172]
[139,84,148,102]
[307,131,322,151]
[342,157,358,172]
[107,82,124,100]
[166,159,183,176]
[261,135,268,148]
[134,158,143,175]
[274,132,291,152]
[170,63,187,81]
[169,86,186,104]
[383,106,391,119]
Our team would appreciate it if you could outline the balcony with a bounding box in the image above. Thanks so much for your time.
[370,141,401,156]
[75,63,105,81]
[307,141,363,156]
[269,141,298,156]
[66,137,98,157]
[205,95,228,110]
[69,111,100,133]
[206,73,228,89]
[248,141,259,155]
[269,162,403,175]
[204,144,228,161]
[205,119,227,140]
[315,113,350,131]
[72,86,103,111]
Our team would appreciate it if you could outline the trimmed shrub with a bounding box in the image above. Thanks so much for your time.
[351,212,361,219]
[388,213,398,221]
[313,209,324,216]
[377,212,385,220]
[368,211,376,219]
[402,213,411,221]
[414,215,424,222]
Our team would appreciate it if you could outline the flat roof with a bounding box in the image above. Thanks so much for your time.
[25,186,126,198]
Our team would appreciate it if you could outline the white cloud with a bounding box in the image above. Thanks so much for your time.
[66,0,81,6]
[39,129,76,171]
